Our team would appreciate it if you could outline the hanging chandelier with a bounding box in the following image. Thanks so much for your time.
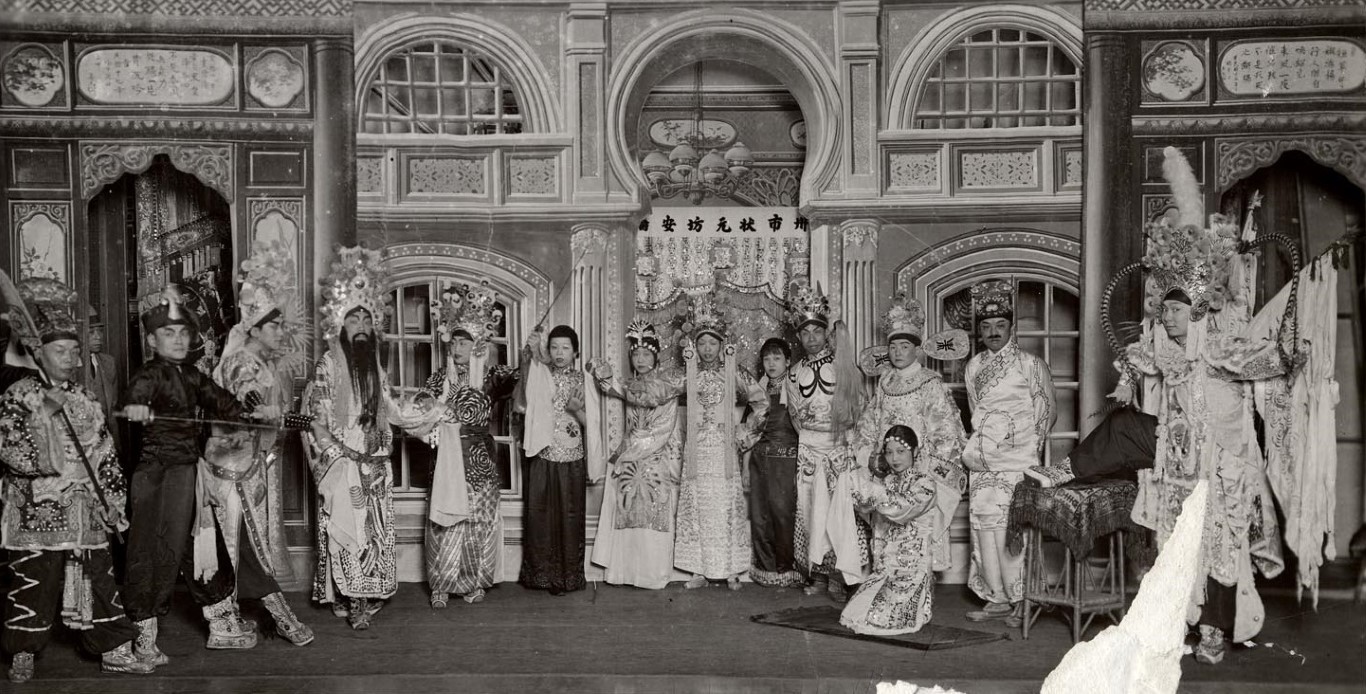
[640,62,753,205]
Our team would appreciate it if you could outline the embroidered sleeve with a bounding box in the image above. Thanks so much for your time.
[851,385,885,455]
[1206,334,1287,381]
[857,469,936,525]
[221,353,269,404]
[0,380,57,476]
[1029,355,1056,456]
[923,378,966,471]
[304,354,340,480]
[1122,339,1159,376]
[621,368,685,408]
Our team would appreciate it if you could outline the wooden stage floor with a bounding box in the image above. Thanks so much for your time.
[13,581,1366,693]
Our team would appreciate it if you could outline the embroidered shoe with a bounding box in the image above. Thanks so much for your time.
[262,592,314,646]
[133,617,169,667]
[431,592,450,609]
[101,642,156,675]
[8,652,34,683]
[1194,625,1226,665]
[684,575,708,589]
[462,589,485,604]
[203,597,258,650]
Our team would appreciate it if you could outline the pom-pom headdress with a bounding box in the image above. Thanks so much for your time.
[971,280,1014,321]
[625,318,661,354]
[682,292,730,342]
[431,279,502,350]
[319,245,391,342]
[1141,146,1240,321]
[17,278,78,346]
[785,279,831,330]
[880,292,925,344]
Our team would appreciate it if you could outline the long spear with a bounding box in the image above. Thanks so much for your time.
[0,271,124,543]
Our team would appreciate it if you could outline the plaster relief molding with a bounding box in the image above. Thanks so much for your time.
[570,223,610,260]
[960,150,1037,188]
[1143,194,1176,224]
[508,156,558,197]
[1,116,313,139]
[80,141,232,200]
[899,230,1080,292]
[1132,112,1366,136]
[888,151,940,190]
[1216,136,1366,192]
[385,242,552,319]
[839,218,879,251]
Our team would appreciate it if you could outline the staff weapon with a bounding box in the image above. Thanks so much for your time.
[0,271,124,544]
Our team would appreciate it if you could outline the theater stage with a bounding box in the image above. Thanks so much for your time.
[16,582,1365,693]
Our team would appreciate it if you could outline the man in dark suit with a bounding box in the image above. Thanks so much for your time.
[85,323,120,447]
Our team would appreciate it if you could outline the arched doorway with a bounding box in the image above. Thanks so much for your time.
[85,155,235,443]
[1221,150,1366,559]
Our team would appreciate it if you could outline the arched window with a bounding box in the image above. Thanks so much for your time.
[934,277,1080,465]
[361,41,524,136]
[913,28,1080,130]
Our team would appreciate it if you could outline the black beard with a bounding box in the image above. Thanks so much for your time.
[341,332,380,428]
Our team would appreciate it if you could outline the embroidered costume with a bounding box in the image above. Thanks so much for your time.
[196,240,313,646]
[674,295,766,585]
[840,433,965,635]
[304,246,425,629]
[590,320,685,589]
[0,277,150,681]
[961,280,1055,611]
[420,280,512,606]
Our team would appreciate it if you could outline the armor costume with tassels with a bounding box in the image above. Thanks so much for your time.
[417,279,515,608]
[1098,146,1335,665]
[0,277,152,682]
[200,239,314,647]
[121,286,262,657]
[674,293,766,588]
[783,279,867,598]
[588,319,686,589]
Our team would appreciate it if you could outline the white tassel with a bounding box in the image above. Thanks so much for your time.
[1161,146,1204,228]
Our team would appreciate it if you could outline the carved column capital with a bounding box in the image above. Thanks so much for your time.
[839,218,880,251]
[570,223,611,261]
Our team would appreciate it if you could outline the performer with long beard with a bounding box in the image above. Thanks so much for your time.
[199,239,313,646]
[304,246,426,629]
[0,278,153,682]
[419,280,517,607]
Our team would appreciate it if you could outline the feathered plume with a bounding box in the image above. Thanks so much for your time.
[1161,146,1204,228]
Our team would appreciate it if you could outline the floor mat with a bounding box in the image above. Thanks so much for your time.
[751,606,1008,651]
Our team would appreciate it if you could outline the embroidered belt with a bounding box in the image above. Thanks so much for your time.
[206,457,263,482]
[756,442,798,458]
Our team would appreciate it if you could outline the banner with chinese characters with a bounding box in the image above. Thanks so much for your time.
[634,206,809,307]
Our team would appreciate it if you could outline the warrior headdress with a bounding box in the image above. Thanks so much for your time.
[785,278,831,331]
[1140,146,1241,322]
[17,278,78,347]
[430,280,502,389]
[214,239,301,383]
[881,292,925,344]
[319,245,391,343]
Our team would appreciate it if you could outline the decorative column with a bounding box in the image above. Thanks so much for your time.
[1079,33,1138,436]
[567,3,608,202]
[311,35,355,360]
[839,0,881,196]
[570,223,623,453]
[839,218,879,355]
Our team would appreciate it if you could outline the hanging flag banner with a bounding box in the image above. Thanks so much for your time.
[635,207,809,305]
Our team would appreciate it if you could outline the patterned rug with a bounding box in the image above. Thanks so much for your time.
[751,606,1007,651]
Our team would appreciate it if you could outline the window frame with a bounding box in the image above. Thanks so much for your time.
[361,40,526,137]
